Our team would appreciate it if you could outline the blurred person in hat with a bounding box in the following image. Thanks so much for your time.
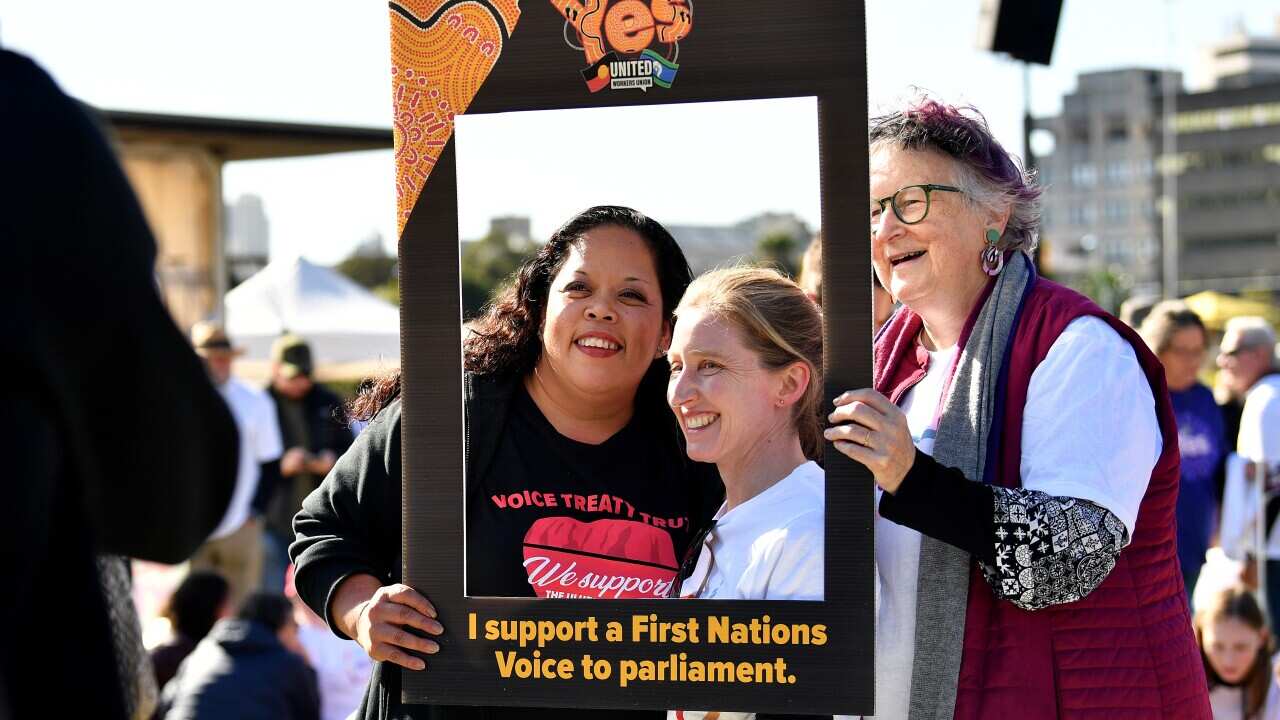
[263,334,353,593]
[188,322,284,609]
[1217,317,1280,614]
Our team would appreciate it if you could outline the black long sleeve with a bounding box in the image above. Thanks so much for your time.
[879,450,1130,611]
[879,450,997,564]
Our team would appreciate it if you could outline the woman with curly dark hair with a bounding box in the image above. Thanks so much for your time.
[290,206,722,720]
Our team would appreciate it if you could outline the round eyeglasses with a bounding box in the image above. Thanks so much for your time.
[870,183,962,231]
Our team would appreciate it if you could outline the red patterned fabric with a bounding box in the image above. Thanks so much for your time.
[874,278,1210,719]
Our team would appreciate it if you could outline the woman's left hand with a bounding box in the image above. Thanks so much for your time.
[824,388,915,494]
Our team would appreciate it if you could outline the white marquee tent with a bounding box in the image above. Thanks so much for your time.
[224,256,401,370]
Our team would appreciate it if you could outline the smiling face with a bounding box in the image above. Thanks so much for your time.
[870,145,997,319]
[537,225,667,402]
[1217,330,1273,398]
[1202,616,1267,684]
[667,306,794,465]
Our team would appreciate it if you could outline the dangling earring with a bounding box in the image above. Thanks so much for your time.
[981,228,1005,276]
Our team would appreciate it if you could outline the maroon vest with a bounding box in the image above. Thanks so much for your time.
[874,278,1210,719]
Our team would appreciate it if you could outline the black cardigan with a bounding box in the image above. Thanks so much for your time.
[290,373,722,720]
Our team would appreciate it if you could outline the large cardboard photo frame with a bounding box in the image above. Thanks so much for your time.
[395,1,873,714]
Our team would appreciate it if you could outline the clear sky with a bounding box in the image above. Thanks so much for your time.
[2,1,1277,263]
[455,97,820,242]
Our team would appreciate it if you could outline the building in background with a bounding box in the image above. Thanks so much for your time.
[1175,18,1280,295]
[667,212,812,275]
[1173,80,1280,294]
[1202,17,1280,89]
[1035,68,1175,295]
[489,216,532,247]
[1037,19,1280,299]
[350,231,391,259]
[225,194,270,287]
[105,111,391,331]
[460,212,813,277]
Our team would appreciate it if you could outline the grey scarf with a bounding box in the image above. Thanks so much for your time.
[906,253,1033,720]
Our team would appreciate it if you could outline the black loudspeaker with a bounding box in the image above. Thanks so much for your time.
[975,0,1064,66]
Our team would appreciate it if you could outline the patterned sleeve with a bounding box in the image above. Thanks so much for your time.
[981,486,1130,611]
[879,450,1130,612]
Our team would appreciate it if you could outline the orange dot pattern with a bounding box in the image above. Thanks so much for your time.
[390,0,522,236]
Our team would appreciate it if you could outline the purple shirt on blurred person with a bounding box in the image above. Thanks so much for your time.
[1171,383,1226,588]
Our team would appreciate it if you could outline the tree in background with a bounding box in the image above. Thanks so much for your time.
[461,229,537,319]
[335,232,397,289]
[342,229,536,316]
[754,231,800,278]
[373,281,399,306]
[332,232,402,305]
[1071,267,1131,315]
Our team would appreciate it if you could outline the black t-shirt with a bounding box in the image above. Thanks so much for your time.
[467,386,710,599]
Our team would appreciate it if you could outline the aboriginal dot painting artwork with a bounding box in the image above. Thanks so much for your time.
[389,0,521,234]
[395,1,871,711]
[550,0,692,93]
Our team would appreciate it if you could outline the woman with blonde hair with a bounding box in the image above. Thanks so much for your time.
[666,266,825,602]
[665,267,825,720]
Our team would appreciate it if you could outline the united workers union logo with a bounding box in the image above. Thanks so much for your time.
[550,1,692,93]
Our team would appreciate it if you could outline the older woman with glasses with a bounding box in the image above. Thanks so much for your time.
[1140,301,1225,601]
[824,100,1209,718]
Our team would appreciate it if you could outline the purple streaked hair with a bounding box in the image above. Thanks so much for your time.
[869,99,1042,253]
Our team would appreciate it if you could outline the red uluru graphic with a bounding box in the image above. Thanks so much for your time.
[522,517,678,599]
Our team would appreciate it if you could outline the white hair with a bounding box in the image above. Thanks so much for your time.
[947,160,1042,255]
[1224,316,1278,360]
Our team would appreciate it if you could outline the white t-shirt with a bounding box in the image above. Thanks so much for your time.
[684,460,824,601]
[297,623,374,720]
[866,316,1162,720]
[1207,674,1280,720]
[1241,374,1280,466]
[1238,374,1280,556]
[669,461,824,720]
[208,378,284,540]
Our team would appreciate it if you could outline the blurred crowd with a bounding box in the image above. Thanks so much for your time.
[1122,299,1280,719]
[7,42,1280,719]
[137,327,370,720]
[805,232,1280,719]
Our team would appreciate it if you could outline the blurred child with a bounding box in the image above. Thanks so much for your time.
[157,593,318,720]
[149,572,230,689]
[1195,586,1280,719]
[285,566,373,720]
